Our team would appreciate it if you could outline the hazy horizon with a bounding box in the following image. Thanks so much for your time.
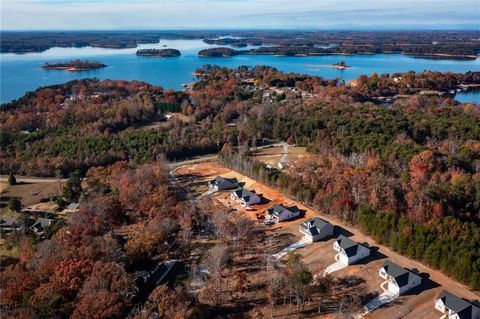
[2,0,479,31]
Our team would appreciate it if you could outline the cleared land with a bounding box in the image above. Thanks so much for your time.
[0,177,63,212]
[176,161,480,319]
[251,146,311,168]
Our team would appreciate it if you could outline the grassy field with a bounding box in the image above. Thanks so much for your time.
[0,179,63,213]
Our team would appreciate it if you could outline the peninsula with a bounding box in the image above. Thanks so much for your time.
[136,48,181,57]
[41,60,106,72]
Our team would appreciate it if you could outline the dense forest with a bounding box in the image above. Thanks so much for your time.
[136,49,181,57]
[42,60,106,70]
[0,161,214,318]
[2,30,480,57]
[1,66,480,295]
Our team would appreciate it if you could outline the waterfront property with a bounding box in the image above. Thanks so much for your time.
[299,217,334,242]
[333,235,371,265]
[434,290,480,319]
[379,261,422,296]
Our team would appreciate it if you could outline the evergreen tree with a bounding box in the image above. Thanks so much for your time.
[63,170,82,202]
[8,197,22,212]
[7,173,16,185]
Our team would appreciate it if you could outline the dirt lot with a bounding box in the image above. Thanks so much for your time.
[0,179,63,212]
[251,146,311,167]
[177,161,480,319]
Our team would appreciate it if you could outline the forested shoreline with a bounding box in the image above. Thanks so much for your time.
[2,30,479,57]
[1,64,480,318]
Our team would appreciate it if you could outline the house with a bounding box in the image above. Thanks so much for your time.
[230,187,261,207]
[0,216,22,233]
[30,217,55,236]
[379,261,422,296]
[64,202,80,213]
[134,260,183,301]
[266,204,301,222]
[333,235,371,265]
[208,176,239,191]
[434,290,480,319]
[299,217,334,242]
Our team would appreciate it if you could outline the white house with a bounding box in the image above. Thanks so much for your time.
[266,204,301,222]
[64,202,80,213]
[434,290,480,319]
[230,188,261,207]
[379,261,422,296]
[299,217,334,242]
[333,235,371,265]
[208,176,238,191]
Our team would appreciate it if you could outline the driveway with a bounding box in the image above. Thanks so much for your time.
[356,280,399,318]
[323,253,347,276]
[273,237,310,259]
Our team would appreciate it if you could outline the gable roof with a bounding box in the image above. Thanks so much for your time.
[233,187,257,200]
[210,176,238,187]
[300,217,331,236]
[31,217,55,231]
[437,290,480,319]
[0,216,19,227]
[267,204,300,217]
[149,260,181,287]
[335,235,368,257]
[381,261,418,287]
[67,203,80,210]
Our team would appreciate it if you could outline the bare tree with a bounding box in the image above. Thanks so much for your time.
[204,244,229,304]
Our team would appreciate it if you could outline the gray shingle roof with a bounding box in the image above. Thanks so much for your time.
[381,261,415,288]
[234,187,257,200]
[300,217,331,236]
[67,203,80,210]
[335,235,362,257]
[0,216,19,227]
[210,176,238,188]
[437,290,480,319]
[267,204,299,217]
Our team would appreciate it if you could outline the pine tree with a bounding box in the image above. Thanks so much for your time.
[8,173,16,186]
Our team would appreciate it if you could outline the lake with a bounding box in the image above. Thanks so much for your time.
[1,39,479,103]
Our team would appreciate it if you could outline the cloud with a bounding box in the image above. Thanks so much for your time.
[1,0,479,30]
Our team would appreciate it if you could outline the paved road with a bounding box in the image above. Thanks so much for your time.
[0,176,66,183]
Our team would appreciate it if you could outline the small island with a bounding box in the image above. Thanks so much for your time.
[42,60,106,72]
[136,48,181,57]
[332,61,351,69]
[198,47,242,57]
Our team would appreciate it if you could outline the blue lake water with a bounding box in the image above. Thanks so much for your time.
[1,39,479,103]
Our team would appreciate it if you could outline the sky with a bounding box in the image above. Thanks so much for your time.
[1,0,479,30]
